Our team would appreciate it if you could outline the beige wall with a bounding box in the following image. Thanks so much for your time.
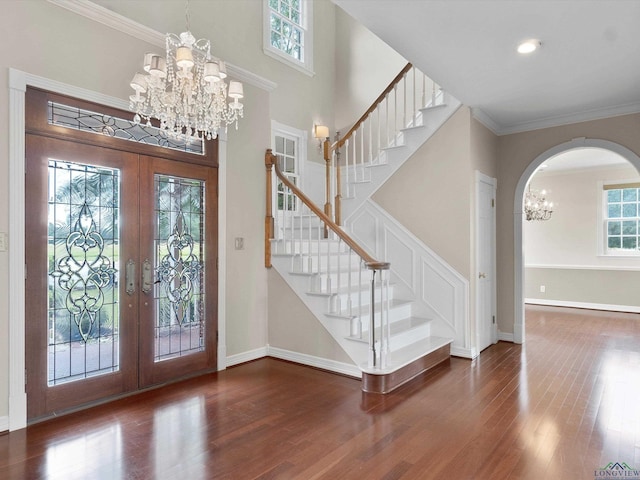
[523,165,640,307]
[371,108,499,352]
[373,107,472,277]
[334,7,407,132]
[0,0,339,422]
[471,117,499,180]
[496,113,640,334]
[267,270,353,363]
[525,268,640,307]
[525,165,640,267]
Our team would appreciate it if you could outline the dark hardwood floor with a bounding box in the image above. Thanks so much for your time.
[1,305,639,479]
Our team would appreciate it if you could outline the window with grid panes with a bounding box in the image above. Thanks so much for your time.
[274,133,299,211]
[264,0,313,75]
[604,183,640,254]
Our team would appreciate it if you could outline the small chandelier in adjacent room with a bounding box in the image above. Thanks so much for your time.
[129,3,243,140]
[524,186,553,221]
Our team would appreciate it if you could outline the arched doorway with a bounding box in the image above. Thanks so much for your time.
[513,138,640,343]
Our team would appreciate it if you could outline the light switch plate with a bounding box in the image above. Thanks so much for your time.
[234,237,244,250]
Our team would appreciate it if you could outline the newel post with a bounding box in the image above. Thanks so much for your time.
[366,261,390,370]
[334,132,342,226]
[323,138,332,237]
[265,149,275,268]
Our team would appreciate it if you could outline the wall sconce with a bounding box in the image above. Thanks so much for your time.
[314,124,329,151]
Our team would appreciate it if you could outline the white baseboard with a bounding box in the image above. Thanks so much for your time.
[498,331,515,342]
[525,298,640,314]
[225,346,361,379]
[450,345,478,359]
[0,416,8,433]
[267,346,361,378]
[225,347,268,368]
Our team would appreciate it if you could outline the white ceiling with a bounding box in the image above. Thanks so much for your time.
[334,0,640,135]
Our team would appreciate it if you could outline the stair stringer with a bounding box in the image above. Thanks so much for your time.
[345,200,476,358]
[340,96,462,222]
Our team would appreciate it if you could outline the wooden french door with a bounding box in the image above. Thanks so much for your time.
[25,135,217,421]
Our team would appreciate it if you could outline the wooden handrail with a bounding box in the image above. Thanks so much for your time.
[333,62,412,151]
[266,150,389,271]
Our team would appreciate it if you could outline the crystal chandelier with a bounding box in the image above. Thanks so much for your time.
[524,186,553,221]
[129,6,243,140]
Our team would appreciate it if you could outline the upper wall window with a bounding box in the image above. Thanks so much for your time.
[604,183,640,255]
[263,0,314,76]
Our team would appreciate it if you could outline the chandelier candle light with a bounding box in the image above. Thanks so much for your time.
[524,186,553,221]
[129,9,243,140]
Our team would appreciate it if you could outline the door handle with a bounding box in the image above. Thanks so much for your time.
[126,259,135,295]
[479,272,487,279]
[141,259,153,294]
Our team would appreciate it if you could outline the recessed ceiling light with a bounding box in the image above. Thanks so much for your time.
[517,39,541,54]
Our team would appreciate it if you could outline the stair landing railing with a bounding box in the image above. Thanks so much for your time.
[322,63,444,225]
[265,149,391,370]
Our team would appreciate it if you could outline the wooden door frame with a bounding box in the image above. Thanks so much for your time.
[475,171,497,353]
[8,69,229,431]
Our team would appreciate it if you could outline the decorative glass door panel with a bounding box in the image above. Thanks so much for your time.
[138,156,217,388]
[26,139,218,420]
[48,160,121,385]
[154,175,206,362]
[26,136,139,420]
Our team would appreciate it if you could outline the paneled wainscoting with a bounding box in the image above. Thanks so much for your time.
[1,305,639,479]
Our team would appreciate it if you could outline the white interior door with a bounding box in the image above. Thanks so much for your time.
[476,173,497,352]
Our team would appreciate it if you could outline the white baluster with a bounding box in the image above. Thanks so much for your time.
[385,95,389,147]
[368,115,373,166]
[422,71,426,109]
[393,85,397,142]
[377,107,381,162]
[358,260,363,339]
[347,248,353,317]
[411,67,418,126]
[403,73,407,129]
[335,238,342,314]
[325,228,331,294]
[359,125,365,182]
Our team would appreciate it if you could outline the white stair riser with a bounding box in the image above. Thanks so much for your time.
[343,301,414,325]
[271,239,350,255]
[358,323,432,352]
[330,284,398,307]
[289,253,363,274]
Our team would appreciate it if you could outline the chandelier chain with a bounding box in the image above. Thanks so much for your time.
[184,0,190,32]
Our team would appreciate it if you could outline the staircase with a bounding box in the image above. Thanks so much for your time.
[265,64,467,393]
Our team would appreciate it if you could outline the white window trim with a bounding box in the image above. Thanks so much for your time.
[263,0,315,77]
[598,179,640,257]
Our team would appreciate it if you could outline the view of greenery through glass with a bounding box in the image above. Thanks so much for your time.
[48,160,120,385]
[269,0,303,61]
[606,187,640,251]
[154,175,205,361]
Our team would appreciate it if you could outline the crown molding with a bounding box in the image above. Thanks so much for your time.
[470,107,501,135]
[499,101,640,136]
[473,101,640,137]
[47,0,278,92]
